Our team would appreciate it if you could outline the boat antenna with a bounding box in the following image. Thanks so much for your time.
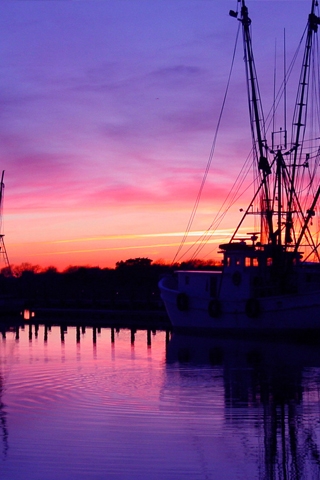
[284,28,287,149]
[273,38,277,137]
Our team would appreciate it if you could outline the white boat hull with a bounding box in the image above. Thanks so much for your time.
[159,274,320,332]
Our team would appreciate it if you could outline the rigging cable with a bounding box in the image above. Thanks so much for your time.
[196,18,307,257]
[173,8,314,264]
[177,20,306,262]
[172,22,241,265]
[189,152,255,260]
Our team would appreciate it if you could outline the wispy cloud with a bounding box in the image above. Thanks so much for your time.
[0,1,309,268]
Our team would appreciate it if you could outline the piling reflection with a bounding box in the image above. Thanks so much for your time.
[165,333,320,479]
[0,375,8,460]
[0,328,10,460]
[18,323,169,350]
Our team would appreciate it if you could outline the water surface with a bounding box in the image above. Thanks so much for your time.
[0,323,320,479]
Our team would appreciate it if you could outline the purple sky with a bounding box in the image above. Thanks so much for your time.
[0,0,311,269]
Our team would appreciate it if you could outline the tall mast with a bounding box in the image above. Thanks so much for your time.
[286,1,320,249]
[237,1,274,244]
[230,0,320,256]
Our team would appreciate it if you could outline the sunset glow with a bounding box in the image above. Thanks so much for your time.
[0,1,309,269]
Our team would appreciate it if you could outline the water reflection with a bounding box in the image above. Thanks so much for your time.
[166,333,320,479]
[0,330,10,461]
[1,322,320,479]
[0,375,8,460]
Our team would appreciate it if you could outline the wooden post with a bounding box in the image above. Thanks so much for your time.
[131,329,135,345]
[76,326,80,344]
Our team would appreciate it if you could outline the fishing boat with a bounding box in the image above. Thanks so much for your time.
[159,0,320,332]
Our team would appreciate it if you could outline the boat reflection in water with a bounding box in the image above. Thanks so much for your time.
[164,333,320,479]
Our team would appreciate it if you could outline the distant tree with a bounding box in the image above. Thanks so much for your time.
[179,259,220,270]
[115,257,153,269]
[63,265,99,274]
[12,263,42,277]
[0,266,13,277]
[43,266,58,274]
[153,258,167,266]
[63,265,82,274]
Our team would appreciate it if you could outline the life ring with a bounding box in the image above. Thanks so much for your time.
[245,298,260,318]
[176,292,189,311]
[208,299,221,318]
[232,271,242,286]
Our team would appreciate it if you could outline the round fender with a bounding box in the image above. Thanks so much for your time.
[176,292,189,311]
[208,299,221,318]
[245,298,260,318]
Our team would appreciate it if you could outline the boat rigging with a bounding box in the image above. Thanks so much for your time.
[230,0,320,262]
[159,1,320,331]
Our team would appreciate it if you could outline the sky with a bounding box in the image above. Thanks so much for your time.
[0,0,313,270]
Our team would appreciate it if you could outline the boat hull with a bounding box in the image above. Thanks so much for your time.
[159,275,320,332]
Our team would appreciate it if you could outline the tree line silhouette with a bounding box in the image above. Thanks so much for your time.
[0,257,220,311]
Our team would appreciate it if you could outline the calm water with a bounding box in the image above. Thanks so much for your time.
[0,323,320,479]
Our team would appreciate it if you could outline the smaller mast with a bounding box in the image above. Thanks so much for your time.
[0,172,11,275]
[285,1,320,251]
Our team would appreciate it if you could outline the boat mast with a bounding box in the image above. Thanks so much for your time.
[288,1,320,253]
[0,171,11,274]
[238,1,274,245]
[231,0,320,256]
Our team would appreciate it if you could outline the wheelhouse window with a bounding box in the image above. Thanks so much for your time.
[224,257,231,267]
[245,257,258,267]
